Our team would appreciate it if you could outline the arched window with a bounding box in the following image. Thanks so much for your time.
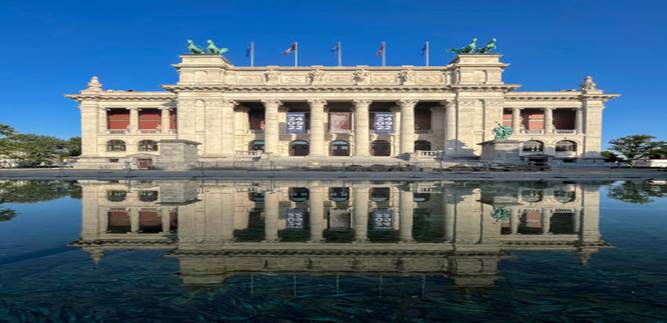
[554,190,576,203]
[521,190,543,203]
[329,187,349,202]
[107,190,127,202]
[371,140,391,156]
[370,187,390,202]
[138,140,158,152]
[289,187,309,202]
[249,140,265,151]
[522,140,544,152]
[413,193,430,203]
[414,140,431,151]
[329,140,350,156]
[106,140,126,152]
[248,192,264,202]
[138,191,158,202]
[555,140,577,152]
[290,140,309,156]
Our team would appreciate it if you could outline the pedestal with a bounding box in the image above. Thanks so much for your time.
[479,140,523,164]
[156,139,201,170]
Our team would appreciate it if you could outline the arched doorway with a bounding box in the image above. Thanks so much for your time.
[414,140,431,151]
[555,140,576,152]
[522,140,544,152]
[371,140,391,156]
[290,140,309,156]
[329,140,350,156]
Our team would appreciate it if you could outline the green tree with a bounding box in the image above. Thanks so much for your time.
[64,136,81,157]
[608,135,658,160]
[5,134,65,167]
[601,150,623,163]
[0,124,15,137]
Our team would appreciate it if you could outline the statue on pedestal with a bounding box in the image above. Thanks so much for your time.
[492,122,513,140]
[449,38,477,54]
[206,40,229,55]
[477,38,497,54]
[187,40,205,54]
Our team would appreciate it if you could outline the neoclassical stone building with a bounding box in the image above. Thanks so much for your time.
[66,53,619,169]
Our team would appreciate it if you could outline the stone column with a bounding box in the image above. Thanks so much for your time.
[444,101,457,156]
[161,208,171,233]
[130,208,139,233]
[399,190,414,242]
[264,190,279,242]
[221,99,236,156]
[544,108,553,134]
[161,108,170,134]
[511,209,519,234]
[353,99,371,156]
[575,108,583,134]
[100,109,108,135]
[129,108,139,134]
[512,108,521,133]
[262,100,281,156]
[399,99,418,155]
[308,100,327,156]
[309,186,326,242]
[353,187,369,242]
[542,212,551,234]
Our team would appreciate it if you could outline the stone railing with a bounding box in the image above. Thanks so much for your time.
[555,151,577,158]
[138,129,160,134]
[554,129,577,134]
[520,129,544,135]
[415,150,442,159]
[235,150,263,157]
[106,129,129,134]
[415,129,433,134]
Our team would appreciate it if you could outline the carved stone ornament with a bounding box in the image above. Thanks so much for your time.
[580,76,597,91]
[307,69,325,85]
[352,70,369,85]
[397,69,416,85]
[263,69,280,84]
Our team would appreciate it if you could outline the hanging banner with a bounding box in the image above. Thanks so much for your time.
[373,112,394,134]
[372,208,393,230]
[286,112,306,134]
[285,208,306,229]
[329,112,352,134]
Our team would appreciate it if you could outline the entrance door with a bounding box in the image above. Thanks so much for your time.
[137,158,153,169]
[371,140,391,156]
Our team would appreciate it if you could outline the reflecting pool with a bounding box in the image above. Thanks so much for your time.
[0,179,666,321]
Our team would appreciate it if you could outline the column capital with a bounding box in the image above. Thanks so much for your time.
[261,99,282,108]
[221,99,237,107]
[352,99,372,108]
[307,99,327,107]
[398,99,418,108]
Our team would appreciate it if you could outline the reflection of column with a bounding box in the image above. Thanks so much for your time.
[512,107,521,132]
[309,186,326,242]
[308,100,327,156]
[443,187,455,241]
[353,187,369,242]
[262,100,281,155]
[575,108,583,134]
[264,190,279,242]
[545,108,553,134]
[221,99,236,156]
[129,108,139,134]
[445,101,457,156]
[161,108,170,133]
[399,190,414,242]
[581,185,601,242]
[161,208,170,233]
[221,188,235,241]
[353,100,371,156]
[572,209,581,233]
[511,209,519,234]
[130,208,139,233]
[399,99,418,154]
[542,212,551,234]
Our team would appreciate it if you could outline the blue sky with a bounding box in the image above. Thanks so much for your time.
[0,0,665,146]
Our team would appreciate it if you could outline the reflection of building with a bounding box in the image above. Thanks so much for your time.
[65,53,619,169]
[73,180,609,288]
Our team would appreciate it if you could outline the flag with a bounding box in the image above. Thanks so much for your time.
[376,42,385,57]
[283,42,297,55]
[331,42,340,53]
[421,43,427,56]
[246,44,251,57]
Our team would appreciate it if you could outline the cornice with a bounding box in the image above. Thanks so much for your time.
[65,91,175,102]
[162,84,453,93]
[449,84,520,93]
[506,91,620,102]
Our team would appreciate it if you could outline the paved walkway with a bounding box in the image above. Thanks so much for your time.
[0,168,665,181]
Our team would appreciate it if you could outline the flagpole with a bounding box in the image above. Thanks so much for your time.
[381,41,386,66]
[425,41,430,67]
[337,41,342,67]
[250,41,255,67]
[294,41,298,67]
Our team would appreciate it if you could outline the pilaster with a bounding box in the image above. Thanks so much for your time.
[308,100,327,156]
[221,99,236,156]
[353,99,371,156]
[262,99,281,155]
[399,99,418,154]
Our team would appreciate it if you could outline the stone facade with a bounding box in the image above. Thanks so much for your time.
[66,54,619,169]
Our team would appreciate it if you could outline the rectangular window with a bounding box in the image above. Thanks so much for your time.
[138,109,161,130]
[502,108,513,127]
[415,109,431,130]
[107,109,129,130]
[249,110,265,130]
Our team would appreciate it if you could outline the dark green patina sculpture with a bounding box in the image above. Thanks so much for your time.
[206,40,229,55]
[187,40,205,54]
[477,38,497,54]
[492,122,513,140]
[449,38,477,54]
[450,38,497,54]
[491,207,511,221]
